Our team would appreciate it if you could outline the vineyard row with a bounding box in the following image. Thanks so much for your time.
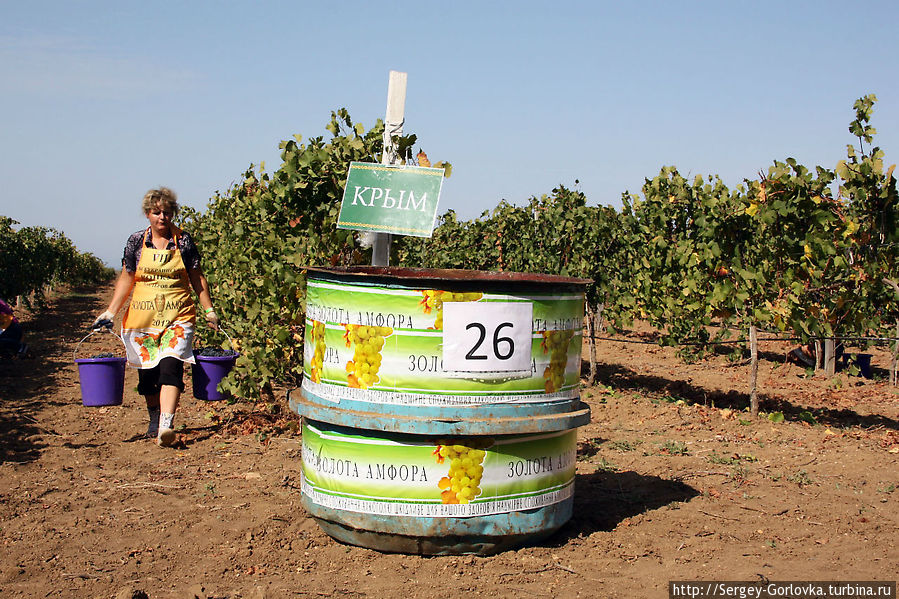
[0,217,115,308]
[179,98,898,407]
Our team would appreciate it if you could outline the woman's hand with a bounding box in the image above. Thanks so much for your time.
[205,310,220,331]
[92,310,115,330]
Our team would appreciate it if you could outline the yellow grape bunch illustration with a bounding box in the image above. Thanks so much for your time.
[419,290,483,329]
[343,324,393,389]
[433,439,493,505]
[309,320,327,383]
[541,329,575,393]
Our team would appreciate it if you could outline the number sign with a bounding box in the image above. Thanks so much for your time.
[442,302,533,373]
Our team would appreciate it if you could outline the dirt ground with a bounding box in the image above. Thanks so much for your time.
[1,283,897,599]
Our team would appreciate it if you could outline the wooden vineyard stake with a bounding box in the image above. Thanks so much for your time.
[749,324,759,417]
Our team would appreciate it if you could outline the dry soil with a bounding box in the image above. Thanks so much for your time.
[0,283,896,598]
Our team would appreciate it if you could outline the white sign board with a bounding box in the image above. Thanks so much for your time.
[442,302,533,375]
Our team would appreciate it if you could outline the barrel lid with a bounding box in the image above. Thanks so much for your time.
[305,266,590,289]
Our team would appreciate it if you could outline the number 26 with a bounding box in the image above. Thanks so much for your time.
[465,322,514,361]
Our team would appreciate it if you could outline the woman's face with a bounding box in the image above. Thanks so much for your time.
[146,203,174,236]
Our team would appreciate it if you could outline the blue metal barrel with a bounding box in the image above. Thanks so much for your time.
[289,266,591,555]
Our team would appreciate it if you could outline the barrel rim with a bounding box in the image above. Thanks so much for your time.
[305,266,591,287]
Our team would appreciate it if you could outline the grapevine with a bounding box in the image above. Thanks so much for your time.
[0,216,113,307]
[182,109,403,401]
[181,97,897,403]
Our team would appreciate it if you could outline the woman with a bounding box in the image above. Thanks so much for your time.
[94,188,219,447]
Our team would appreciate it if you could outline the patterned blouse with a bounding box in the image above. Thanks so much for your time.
[121,229,202,273]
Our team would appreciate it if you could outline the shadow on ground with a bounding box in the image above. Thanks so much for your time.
[587,360,899,431]
[0,286,107,463]
[548,470,700,545]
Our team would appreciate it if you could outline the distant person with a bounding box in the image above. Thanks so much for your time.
[0,298,30,357]
[789,341,845,369]
[93,188,220,447]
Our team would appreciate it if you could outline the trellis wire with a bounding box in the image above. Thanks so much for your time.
[588,334,899,347]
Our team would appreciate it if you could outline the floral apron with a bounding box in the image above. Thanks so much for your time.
[122,228,196,368]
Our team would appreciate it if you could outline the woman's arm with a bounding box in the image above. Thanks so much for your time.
[93,268,135,326]
[187,267,218,330]
[187,268,213,311]
[106,269,136,315]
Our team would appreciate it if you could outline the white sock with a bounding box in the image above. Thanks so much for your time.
[159,412,175,431]
[146,407,161,437]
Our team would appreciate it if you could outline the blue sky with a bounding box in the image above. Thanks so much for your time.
[2,1,897,266]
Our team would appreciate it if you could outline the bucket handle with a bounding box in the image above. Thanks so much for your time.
[221,328,235,351]
[73,324,127,362]
[209,327,237,353]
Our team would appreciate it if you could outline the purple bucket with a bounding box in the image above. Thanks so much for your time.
[75,357,126,407]
[192,354,238,401]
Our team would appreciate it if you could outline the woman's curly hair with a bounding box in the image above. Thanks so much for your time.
[141,187,178,216]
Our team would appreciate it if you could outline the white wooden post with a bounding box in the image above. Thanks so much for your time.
[371,70,407,267]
